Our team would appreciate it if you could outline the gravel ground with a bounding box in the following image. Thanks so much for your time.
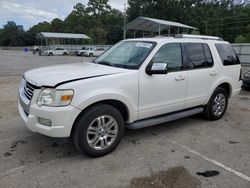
[0,50,249,188]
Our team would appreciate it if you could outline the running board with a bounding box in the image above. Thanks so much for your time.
[126,107,204,130]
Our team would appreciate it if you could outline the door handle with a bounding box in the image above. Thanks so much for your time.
[175,75,185,81]
[210,71,217,76]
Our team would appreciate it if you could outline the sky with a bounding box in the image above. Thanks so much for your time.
[0,0,127,30]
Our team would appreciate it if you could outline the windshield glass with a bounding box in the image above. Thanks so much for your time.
[94,41,156,69]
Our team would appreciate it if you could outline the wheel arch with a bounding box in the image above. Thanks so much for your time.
[70,99,130,137]
[217,82,232,97]
[206,80,233,104]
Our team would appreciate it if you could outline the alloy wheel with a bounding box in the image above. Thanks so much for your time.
[86,115,118,151]
[212,93,226,116]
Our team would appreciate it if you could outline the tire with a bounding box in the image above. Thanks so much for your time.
[89,53,93,57]
[203,87,228,120]
[63,52,67,56]
[48,53,53,56]
[72,104,125,157]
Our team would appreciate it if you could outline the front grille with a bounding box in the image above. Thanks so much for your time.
[23,79,39,100]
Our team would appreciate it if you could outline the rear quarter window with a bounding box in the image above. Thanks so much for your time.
[215,44,240,66]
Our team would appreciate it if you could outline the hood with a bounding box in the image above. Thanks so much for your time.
[24,62,126,87]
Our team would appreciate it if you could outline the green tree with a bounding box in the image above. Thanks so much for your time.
[50,18,64,32]
[127,0,249,42]
[2,0,250,46]
[64,0,123,44]
[0,21,28,46]
[72,3,88,16]
[29,21,51,33]
[87,0,111,20]
[89,27,107,44]
[235,35,248,43]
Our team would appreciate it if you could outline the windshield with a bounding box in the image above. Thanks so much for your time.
[94,41,156,69]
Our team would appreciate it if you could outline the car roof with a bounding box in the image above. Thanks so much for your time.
[124,37,229,45]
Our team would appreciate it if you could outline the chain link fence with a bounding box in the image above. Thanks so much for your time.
[232,43,250,66]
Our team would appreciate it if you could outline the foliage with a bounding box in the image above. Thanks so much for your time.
[0,21,33,46]
[1,0,250,46]
[235,34,248,43]
[127,0,250,42]
[234,24,250,43]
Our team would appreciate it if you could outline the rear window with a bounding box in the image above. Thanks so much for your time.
[215,44,240,66]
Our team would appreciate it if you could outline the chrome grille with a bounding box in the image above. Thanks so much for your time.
[22,79,39,100]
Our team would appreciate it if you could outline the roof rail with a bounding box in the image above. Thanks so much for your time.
[154,35,173,38]
[175,34,223,41]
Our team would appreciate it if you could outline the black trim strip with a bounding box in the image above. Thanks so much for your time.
[49,73,117,88]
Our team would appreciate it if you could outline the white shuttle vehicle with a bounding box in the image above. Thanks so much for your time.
[44,48,69,56]
[76,46,106,57]
[18,35,242,157]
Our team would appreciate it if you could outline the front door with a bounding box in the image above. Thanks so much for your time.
[139,43,188,119]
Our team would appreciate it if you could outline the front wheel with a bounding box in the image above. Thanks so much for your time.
[72,104,125,157]
[203,87,228,120]
[89,53,93,57]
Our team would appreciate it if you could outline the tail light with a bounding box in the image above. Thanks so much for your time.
[239,68,242,81]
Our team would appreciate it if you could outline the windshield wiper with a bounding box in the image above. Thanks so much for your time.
[97,61,113,67]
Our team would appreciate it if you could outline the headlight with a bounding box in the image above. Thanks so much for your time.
[19,78,25,93]
[37,88,74,107]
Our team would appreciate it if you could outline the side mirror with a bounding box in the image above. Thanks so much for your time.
[146,63,168,75]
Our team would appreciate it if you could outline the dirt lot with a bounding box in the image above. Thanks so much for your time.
[0,50,249,188]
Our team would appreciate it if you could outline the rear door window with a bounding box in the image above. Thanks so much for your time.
[203,44,213,67]
[215,44,240,65]
[186,43,206,68]
[186,43,213,68]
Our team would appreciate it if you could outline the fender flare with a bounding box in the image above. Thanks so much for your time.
[74,93,137,123]
[205,78,232,104]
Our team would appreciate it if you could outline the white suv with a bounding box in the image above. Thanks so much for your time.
[18,35,242,157]
[76,46,106,57]
[44,48,69,56]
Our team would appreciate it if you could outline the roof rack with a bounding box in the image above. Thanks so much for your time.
[154,35,173,38]
[175,34,223,41]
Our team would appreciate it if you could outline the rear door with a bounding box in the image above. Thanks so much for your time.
[184,43,216,108]
[215,43,241,92]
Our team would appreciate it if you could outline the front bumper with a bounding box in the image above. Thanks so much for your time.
[18,91,81,138]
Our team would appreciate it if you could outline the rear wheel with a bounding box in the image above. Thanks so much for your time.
[203,87,228,120]
[72,104,125,157]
